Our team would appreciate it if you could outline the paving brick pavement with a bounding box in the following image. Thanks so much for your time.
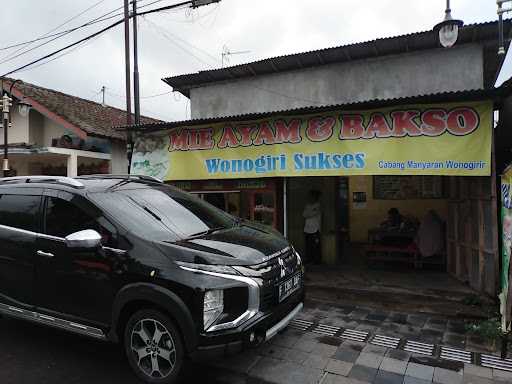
[207,305,512,384]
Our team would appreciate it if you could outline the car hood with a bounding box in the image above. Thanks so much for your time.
[156,223,290,266]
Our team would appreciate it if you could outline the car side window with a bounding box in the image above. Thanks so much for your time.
[0,194,41,232]
[44,196,118,247]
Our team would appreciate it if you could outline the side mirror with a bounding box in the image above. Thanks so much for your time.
[65,229,101,249]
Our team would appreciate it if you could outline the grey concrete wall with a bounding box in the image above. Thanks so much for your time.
[190,44,484,119]
[111,141,128,174]
[28,109,44,145]
[0,106,30,145]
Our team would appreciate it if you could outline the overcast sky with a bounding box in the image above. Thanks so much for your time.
[0,0,508,122]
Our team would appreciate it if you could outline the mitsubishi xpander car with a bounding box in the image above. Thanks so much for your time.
[0,175,304,383]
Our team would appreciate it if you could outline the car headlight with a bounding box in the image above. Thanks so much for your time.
[178,263,260,332]
[293,248,304,273]
[204,289,224,330]
[176,261,239,275]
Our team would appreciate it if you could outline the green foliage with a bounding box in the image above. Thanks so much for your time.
[462,294,483,307]
[466,318,503,342]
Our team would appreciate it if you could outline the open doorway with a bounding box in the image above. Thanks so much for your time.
[288,174,498,315]
[286,176,350,265]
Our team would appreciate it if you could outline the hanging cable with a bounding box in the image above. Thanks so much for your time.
[143,17,219,66]
[0,0,112,63]
[1,1,192,77]
[0,0,165,52]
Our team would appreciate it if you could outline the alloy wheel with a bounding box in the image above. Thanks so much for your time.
[130,318,177,379]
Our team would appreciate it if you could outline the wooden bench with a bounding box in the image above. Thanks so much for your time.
[365,244,446,269]
[365,244,420,267]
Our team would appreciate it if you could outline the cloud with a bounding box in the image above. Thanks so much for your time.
[0,0,503,122]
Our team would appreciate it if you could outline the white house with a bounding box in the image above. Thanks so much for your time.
[0,78,160,177]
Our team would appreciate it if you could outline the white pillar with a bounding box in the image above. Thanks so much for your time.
[67,153,78,177]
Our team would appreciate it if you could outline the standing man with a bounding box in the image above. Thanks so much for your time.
[303,190,322,264]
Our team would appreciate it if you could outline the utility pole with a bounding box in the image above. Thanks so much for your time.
[123,0,133,173]
[101,86,106,106]
[125,0,221,174]
[133,0,141,125]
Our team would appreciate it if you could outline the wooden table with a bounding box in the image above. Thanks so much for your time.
[367,227,416,244]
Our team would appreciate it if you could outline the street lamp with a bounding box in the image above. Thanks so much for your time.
[2,92,12,175]
[497,0,512,55]
[434,0,464,48]
[2,79,30,177]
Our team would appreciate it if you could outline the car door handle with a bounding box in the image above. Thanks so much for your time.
[37,250,55,258]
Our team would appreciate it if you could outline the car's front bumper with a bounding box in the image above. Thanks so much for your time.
[190,289,304,360]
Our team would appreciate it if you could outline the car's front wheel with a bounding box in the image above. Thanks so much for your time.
[124,309,184,384]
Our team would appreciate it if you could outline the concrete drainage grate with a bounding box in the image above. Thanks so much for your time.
[480,354,512,372]
[289,319,512,372]
[340,329,368,342]
[289,319,313,331]
[440,346,472,364]
[370,334,400,349]
[403,340,435,355]
[311,324,339,336]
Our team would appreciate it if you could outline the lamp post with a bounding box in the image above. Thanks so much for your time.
[434,0,464,48]
[498,0,512,55]
[2,79,31,177]
[2,91,12,177]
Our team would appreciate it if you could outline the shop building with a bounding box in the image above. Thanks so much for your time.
[127,21,511,299]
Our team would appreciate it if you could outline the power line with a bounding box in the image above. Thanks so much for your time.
[106,88,172,99]
[151,17,220,63]
[39,0,109,38]
[141,91,173,99]
[0,0,166,52]
[0,0,110,63]
[0,12,122,52]
[1,19,125,77]
[0,10,128,66]
[1,1,192,77]
[15,35,103,75]
[143,17,219,66]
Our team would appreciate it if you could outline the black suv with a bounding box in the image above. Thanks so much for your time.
[0,175,304,383]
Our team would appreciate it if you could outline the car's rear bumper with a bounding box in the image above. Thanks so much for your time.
[190,291,304,360]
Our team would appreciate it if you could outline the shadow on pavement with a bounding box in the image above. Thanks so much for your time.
[0,316,230,384]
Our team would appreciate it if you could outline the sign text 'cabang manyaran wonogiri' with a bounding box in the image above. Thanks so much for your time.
[131,101,492,181]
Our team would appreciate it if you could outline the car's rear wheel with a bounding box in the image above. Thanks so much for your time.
[124,309,184,384]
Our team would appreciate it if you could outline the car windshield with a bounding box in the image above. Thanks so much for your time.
[90,185,236,241]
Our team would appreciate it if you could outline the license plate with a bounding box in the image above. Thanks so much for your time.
[278,273,301,303]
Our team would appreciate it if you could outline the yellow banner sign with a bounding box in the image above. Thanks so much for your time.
[131,101,493,180]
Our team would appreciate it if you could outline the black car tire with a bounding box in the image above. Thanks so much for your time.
[124,309,184,384]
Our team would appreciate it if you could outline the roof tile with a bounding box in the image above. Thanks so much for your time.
[3,78,162,140]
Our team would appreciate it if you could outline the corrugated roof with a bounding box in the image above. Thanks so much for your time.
[119,87,499,133]
[3,79,163,140]
[163,20,511,98]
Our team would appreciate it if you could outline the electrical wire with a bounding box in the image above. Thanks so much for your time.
[106,88,173,99]
[141,91,173,99]
[0,0,166,52]
[1,1,192,77]
[143,17,219,66]
[0,0,112,64]
[0,11,122,53]
[14,34,103,75]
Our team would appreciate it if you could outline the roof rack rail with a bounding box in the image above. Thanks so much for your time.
[77,174,163,183]
[0,176,84,188]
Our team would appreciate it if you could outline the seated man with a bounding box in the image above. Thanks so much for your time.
[378,208,416,246]
[381,207,404,230]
